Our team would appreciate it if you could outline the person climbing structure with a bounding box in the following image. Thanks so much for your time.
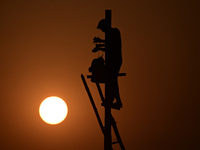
[92,19,123,109]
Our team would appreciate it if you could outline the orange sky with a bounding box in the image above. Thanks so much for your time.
[1,0,200,150]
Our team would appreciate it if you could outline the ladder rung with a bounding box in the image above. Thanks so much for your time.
[112,141,119,145]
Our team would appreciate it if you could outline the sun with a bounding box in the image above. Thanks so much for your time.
[39,96,68,125]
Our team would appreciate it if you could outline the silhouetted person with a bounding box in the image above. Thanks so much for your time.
[92,19,122,109]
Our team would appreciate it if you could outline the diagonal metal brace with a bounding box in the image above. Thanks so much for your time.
[81,74,104,134]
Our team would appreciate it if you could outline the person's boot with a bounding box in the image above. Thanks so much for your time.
[111,101,122,110]
[101,101,122,110]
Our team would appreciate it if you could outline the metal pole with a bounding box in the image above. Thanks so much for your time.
[104,9,112,150]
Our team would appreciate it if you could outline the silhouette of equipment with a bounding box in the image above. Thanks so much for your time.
[81,10,126,150]
[88,57,106,83]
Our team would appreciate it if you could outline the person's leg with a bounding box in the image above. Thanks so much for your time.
[114,78,122,104]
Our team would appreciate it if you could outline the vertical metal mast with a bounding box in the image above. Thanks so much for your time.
[81,9,126,150]
[104,9,112,150]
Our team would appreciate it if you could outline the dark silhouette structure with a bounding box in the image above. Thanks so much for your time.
[81,10,126,150]
[92,17,122,109]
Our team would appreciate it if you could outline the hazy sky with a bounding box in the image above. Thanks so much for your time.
[1,0,200,150]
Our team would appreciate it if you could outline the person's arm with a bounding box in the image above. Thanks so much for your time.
[93,37,105,43]
[96,44,105,47]
[92,45,105,52]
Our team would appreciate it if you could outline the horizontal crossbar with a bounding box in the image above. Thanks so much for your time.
[112,141,119,145]
[87,73,126,78]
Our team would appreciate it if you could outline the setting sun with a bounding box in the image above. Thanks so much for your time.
[39,96,68,125]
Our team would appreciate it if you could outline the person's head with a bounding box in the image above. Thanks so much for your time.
[97,19,110,32]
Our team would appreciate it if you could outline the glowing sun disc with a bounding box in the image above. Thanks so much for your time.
[39,96,68,125]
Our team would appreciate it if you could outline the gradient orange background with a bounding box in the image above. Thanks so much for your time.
[1,0,199,150]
